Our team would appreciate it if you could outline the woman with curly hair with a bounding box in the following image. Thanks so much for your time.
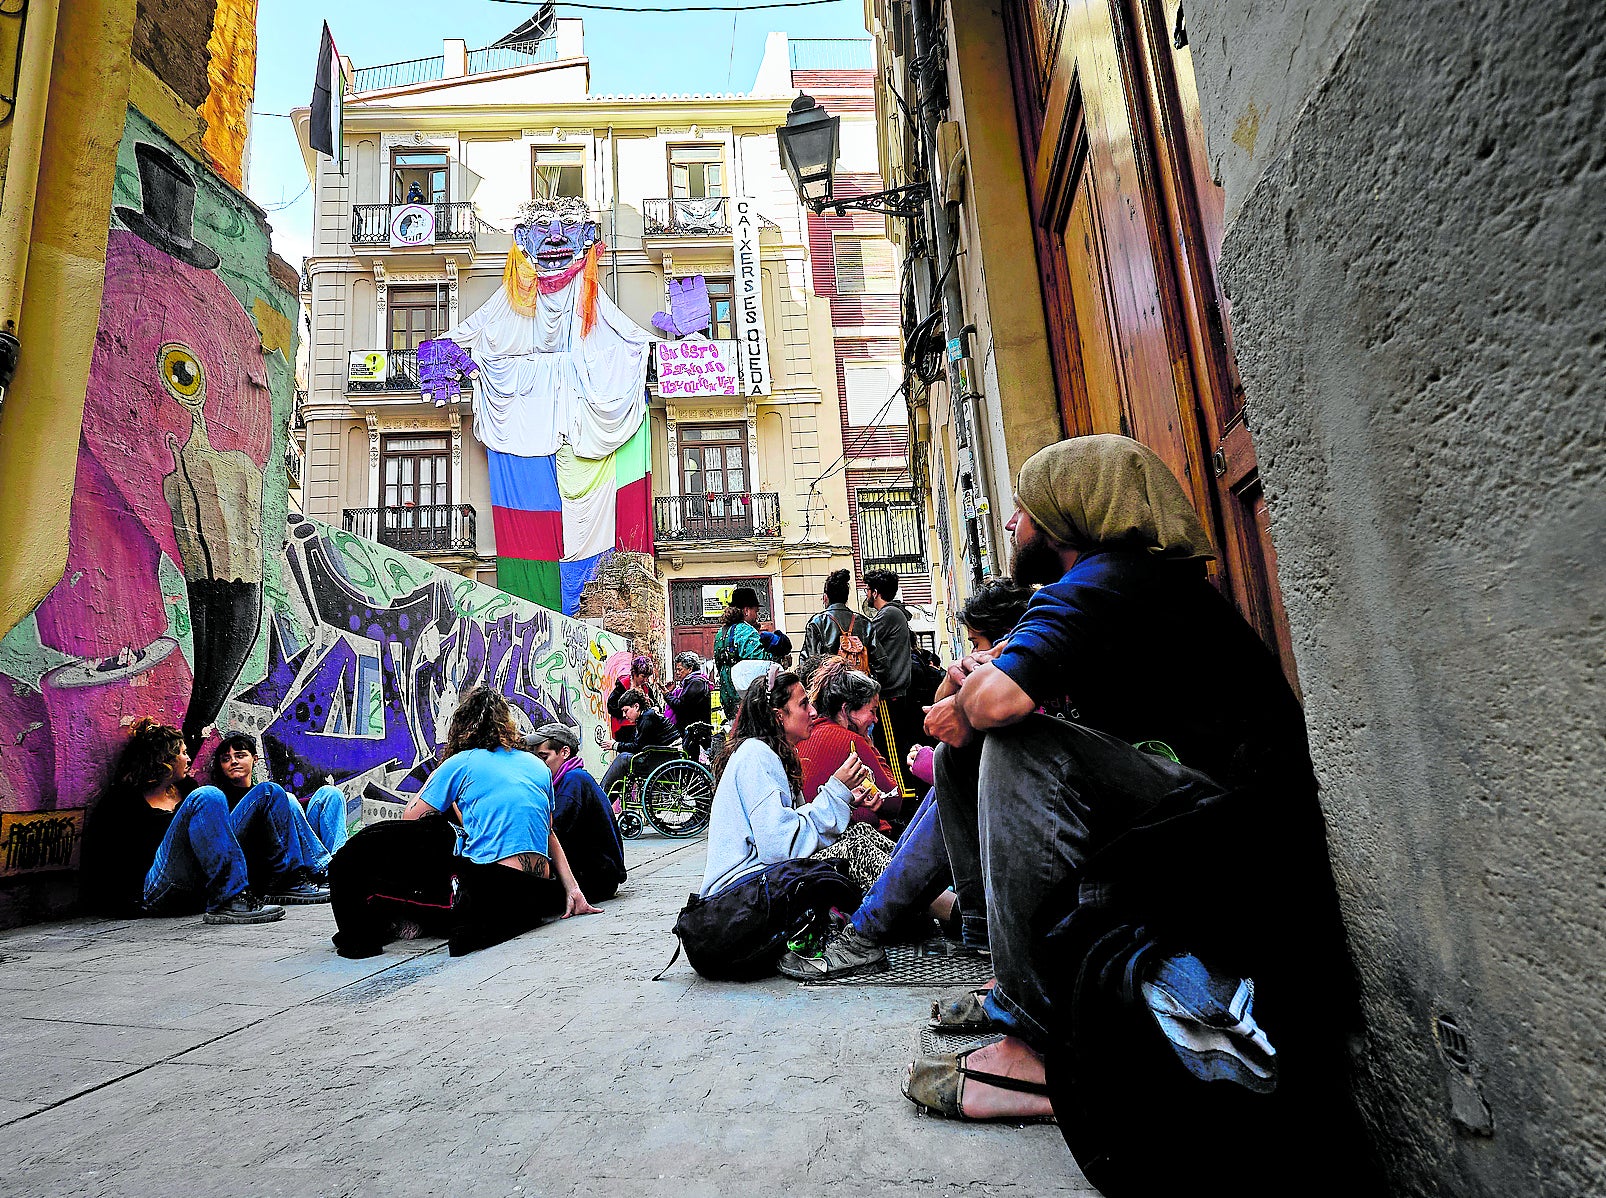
[399,686,600,955]
[700,666,871,899]
[79,718,331,924]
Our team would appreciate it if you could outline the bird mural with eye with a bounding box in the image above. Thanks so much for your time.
[416,194,656,615]
[23,140,273,801]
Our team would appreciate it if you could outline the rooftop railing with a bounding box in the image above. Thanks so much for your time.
[351,38,559,93]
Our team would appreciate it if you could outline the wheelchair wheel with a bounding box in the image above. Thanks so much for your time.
[641,759,714,838]
[618,809,644,840]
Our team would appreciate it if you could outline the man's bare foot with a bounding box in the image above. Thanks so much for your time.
[904,1034,1054,1121]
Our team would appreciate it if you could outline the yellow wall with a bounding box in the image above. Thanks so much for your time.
[0,0,136,640]
[0,0,260,640]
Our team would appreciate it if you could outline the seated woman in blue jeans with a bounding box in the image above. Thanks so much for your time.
[212,731,348,863]
[80,719,332,925]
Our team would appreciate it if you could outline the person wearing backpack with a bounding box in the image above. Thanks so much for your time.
[713,587,768,718]
[801,569,870,673]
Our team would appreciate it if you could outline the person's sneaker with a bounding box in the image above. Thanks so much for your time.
[267,876,331,904]
[202,893,286,925]
[777,924,888,981]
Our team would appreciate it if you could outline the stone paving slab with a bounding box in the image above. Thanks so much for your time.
[0,836,1092,1196]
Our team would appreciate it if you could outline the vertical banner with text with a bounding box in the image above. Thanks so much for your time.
[731,197,772,396]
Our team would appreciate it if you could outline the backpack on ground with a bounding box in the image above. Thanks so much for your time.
[660,857,861,982]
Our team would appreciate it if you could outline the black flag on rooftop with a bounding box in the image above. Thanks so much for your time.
[492,3,557,47]
[308,22,345,172]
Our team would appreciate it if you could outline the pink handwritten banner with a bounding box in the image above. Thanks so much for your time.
[655,338,738,398]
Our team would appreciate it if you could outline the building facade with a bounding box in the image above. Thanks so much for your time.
[789,40,932,621]
[292,26,859,658]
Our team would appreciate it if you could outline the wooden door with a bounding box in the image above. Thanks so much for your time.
[1007,0,1297,684]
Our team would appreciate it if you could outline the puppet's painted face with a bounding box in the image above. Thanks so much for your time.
[514,197,599,275]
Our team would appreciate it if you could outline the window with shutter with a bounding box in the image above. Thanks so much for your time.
[844,362,908,425]
[833,235,897,294]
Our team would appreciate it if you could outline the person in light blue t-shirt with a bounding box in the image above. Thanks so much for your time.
[401,687,599,955]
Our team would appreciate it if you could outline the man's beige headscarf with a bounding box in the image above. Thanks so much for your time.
[1016,434,1215,561]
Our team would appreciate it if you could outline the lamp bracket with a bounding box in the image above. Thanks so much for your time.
[810,183,927,221]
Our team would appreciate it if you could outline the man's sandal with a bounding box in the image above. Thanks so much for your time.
[929,987,1008,1032]
[902,1039,1058,1124]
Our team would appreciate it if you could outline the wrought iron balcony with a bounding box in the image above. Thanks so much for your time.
[642,197,731,237]
[654,492,781,543]
[348,349,423,393]
[343,504,477,555]
[351,202,478,247]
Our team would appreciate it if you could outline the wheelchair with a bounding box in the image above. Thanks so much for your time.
[608,722,716,840]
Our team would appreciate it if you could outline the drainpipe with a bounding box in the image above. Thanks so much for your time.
[907,0,996,581]
[608,125,619,303]
[0,0,63,411]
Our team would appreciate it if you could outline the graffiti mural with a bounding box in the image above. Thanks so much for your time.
[0,108,293,833]
[0,111,623,925]
[220,517,621,807]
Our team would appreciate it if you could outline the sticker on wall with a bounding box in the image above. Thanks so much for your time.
[0,810,84,878]
[390,203,437,248]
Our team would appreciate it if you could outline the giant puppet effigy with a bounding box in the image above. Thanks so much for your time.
[417,197,654,616]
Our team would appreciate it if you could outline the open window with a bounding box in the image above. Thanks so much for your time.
[532,145,584,201]
[393,150,448,205]
[669,144,724,199]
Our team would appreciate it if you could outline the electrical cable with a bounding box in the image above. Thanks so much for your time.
[490,0,851,11]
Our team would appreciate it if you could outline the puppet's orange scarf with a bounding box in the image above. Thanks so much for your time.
[503,242,603,338]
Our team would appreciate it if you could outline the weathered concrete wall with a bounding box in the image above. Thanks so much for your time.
[1188,2,1606,1194]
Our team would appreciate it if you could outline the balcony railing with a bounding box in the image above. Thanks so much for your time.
[348,349,422,393]
[352,202,478,247]
[343,505,477,554]
[654,492,781,543]
[642,197,731,237]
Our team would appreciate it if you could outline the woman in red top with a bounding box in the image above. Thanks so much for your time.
[798,658,901,828]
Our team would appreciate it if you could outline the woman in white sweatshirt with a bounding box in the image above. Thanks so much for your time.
[700,664,872,898]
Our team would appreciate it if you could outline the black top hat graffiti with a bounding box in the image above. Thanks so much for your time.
[114,142,222,270]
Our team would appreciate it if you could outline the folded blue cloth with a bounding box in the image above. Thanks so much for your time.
[1142,952,1278,1093]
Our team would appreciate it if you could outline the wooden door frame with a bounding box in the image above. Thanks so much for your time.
[1002,0,1297,678]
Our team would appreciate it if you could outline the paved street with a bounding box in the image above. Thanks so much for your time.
[0,837,1088,1197]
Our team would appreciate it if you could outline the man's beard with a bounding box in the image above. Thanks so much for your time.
[1012,528,1067,587]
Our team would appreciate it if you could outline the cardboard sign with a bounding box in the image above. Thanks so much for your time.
[0,809,84,877]
[390,203,436,248]
[730,198,772,396]
[656,338,737,398]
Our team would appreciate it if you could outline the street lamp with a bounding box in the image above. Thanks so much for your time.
[776,93,926,219]
[776,94,838,206]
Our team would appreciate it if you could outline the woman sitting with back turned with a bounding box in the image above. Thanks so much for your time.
[700,665,871,899]
[402,687,600,955]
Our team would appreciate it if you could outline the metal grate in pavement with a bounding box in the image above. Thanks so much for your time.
[800,937,994,988]
[919,1025,1002,1057]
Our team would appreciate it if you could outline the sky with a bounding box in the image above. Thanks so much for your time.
[246,0,868,266]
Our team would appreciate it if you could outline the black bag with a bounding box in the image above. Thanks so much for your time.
[664,857,862,981]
